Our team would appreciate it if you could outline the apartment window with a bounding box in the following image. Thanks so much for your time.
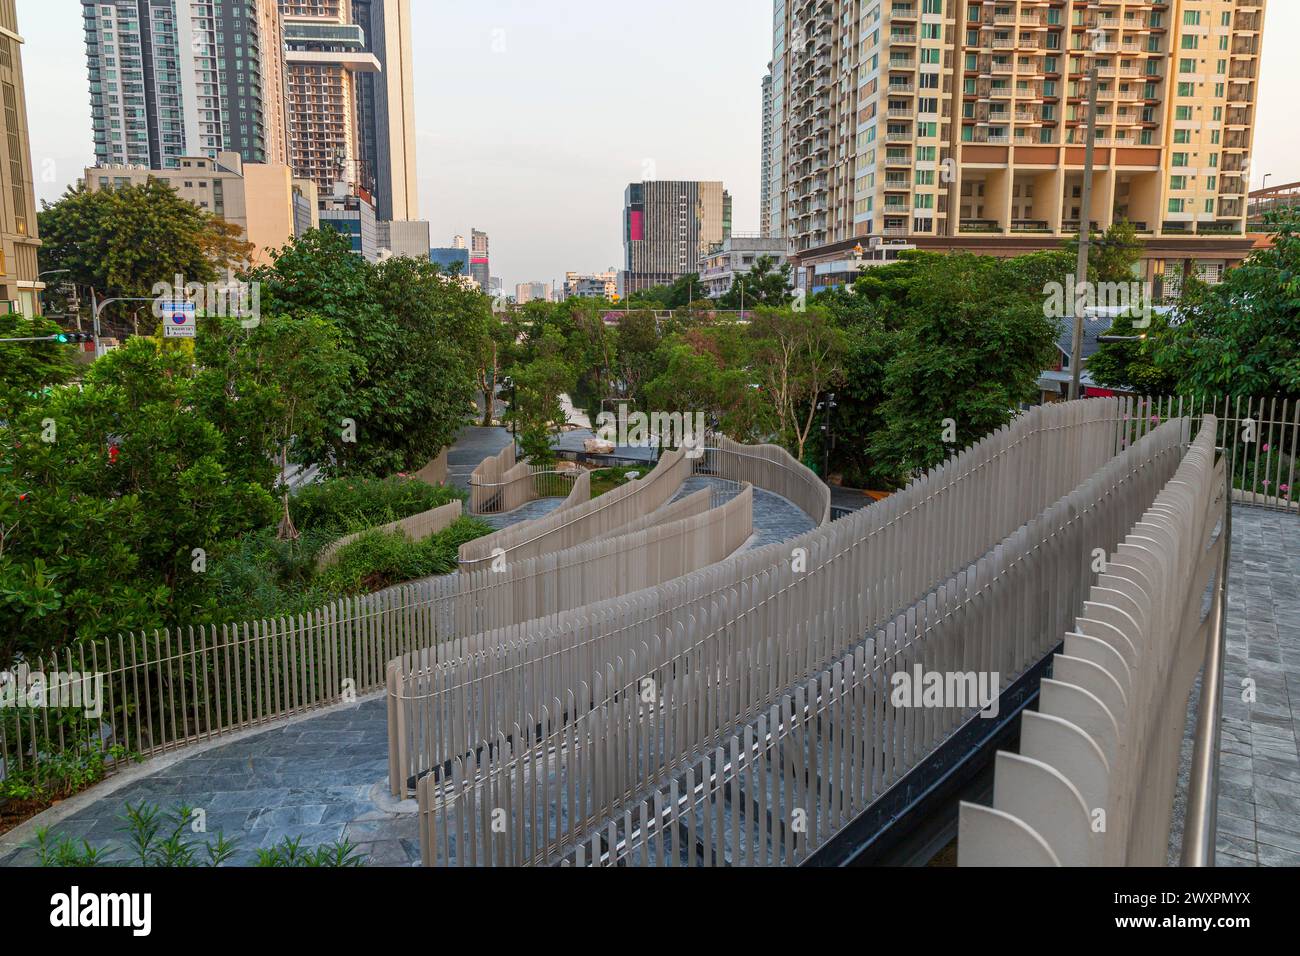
[1183,11,1200,26]
[1169,199,1185,213]
[1172,153,1189,167]
[1170,176,1187,190]
[1175,106,1193,121]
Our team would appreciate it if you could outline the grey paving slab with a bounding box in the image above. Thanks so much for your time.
[0,697,418,868]
[1212,505,1300,867]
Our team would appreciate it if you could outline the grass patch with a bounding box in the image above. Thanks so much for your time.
[588,466,644,498]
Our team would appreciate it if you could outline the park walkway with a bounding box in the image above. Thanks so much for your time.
[0,441,816,867]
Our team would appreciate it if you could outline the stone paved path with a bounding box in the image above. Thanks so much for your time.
[1214,505,1300,867]
[0,466,820,867]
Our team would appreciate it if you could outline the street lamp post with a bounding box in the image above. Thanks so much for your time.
[1068,31,1104,402]
[93,295,157,357]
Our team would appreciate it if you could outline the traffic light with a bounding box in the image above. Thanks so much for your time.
[54,332,95,344]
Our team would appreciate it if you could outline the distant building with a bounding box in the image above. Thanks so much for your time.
[470,229,490,291]
[698,235,789,299]
[318,189,378,261]
[563,270,619,300]
[760,65,774,239]
[622,180,730,295]
[84,152,317,266]
[1,0,39,315]
[349,0,420,222]
[378,220,431,259]
[515,281,553,304]
[430,245,471,278]
[83,0,289,170]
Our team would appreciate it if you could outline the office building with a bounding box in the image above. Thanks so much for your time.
[470,229,490,291]
[377,219,430,259]
[621,180,731,294]
[515,281,553,305]
[351,0,418,222]
[82,0,289,170]
[0,0,40,315]
[698,235,791,298]
[84,152,317,266]
[430,244,471,277]
[318,188,378,261]
[771,0,1267,291]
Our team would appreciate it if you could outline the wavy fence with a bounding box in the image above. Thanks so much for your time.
[316,501,464,569]
[959,421,1224,867]
[388,485,755,792]
[467,443,582,515]
[701,436,831,526]
[459,447,694,569]
[401,400,1146,863]
[411,447,450,487]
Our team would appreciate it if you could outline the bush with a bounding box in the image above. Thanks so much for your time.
[315,517,492,594]
[290,477,463,536]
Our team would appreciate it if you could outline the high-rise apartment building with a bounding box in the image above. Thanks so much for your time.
[622,180,732,294]
[277,1,418,221]
[83,0,289,170]
[279,1,378,194]
[0,0,41,316]
[351,0,419,222]
[761,65,775,237]
[470,229,490,290]
[771,0,1266,291]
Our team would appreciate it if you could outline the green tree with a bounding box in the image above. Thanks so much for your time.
[1086,309,1181,395]
[0,339,275,659]
[1152,215,1300,397]
[193,314,351,537]
[37,180,251,305]
[249,229,480,476]
[717,256,794,309]
[0,313,77,405]
[748,307,848,462]
[866,253,1060,488]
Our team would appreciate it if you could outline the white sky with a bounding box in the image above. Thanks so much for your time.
[19,0,1300,290]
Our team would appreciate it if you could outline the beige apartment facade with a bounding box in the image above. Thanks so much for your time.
[772,0,1266,291]
[85,153,318,267]
[0,0,40,316]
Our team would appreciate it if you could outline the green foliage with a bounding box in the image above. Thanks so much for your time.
[37,180,251,299]
[255,836,367,868]
[1064,219,1144,284]
[0,709,132,804]
[716,256,795,309]
[1086,309,1182,394]
[289,476,463,535]
[588,466,641,497]
[250,229,482,477]
[33,800,364,867]
[315,517,492,595]
[0,338,277,660]
[0,313,77,401]
[1151,215,1300,398]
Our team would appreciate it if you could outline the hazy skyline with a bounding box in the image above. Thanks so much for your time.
[20,0,1300,290]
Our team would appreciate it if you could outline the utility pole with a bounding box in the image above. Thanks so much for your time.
[1069,30,1103,402]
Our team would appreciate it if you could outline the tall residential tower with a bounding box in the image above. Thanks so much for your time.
[83,0,289,169]
[771,0,1267,292]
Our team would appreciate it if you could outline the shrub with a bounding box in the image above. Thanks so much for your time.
[289,477,463,536]
[315,517,492,594]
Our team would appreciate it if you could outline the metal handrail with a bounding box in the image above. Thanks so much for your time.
[1181,488,1231,867]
